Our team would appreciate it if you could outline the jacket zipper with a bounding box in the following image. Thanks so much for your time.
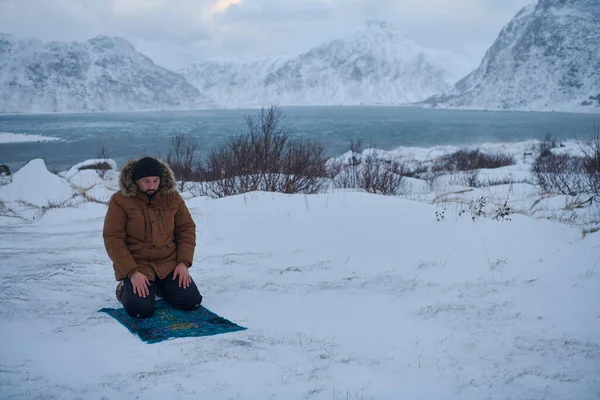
[143,209,147,238]
[157,209,165,233]
[145,196,151,237]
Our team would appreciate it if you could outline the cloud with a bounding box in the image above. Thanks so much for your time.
[211,0,243,14]
[211,0,533,56]
[0,0,109,42]
[218,0,333,22]
[106,0,212,44]
[0,0,534,68]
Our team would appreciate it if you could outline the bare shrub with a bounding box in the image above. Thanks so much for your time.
[448,170,480,188]
[98,146,110,177]
[14,195,79,218]
[532,122,600,201]
[361,153,407,195]
[465,170,480,188]
[78,161,113,171]
[433,149,514,173]
[0,164,11,176]
[417,170,443,192]
[80,190,110,206]
[532,152,588,195]
[0,164,11,185]
[166,133,200,192]
[349,138,363,153]
[581,126,600,196]
[85,146,113,178]
[421,171,436,191]
[539,133,559,157]
[43,198,75,210]
[582,226,600,238]
[331,141,408,196]
[479,176,518,187]
[457,196,487,221]
[197,106,327,198]
[404,164,429,178]
[0,199,22,219]
[279,138,327,193]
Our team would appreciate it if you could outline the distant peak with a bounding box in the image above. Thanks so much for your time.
[538,0,575,5]
[365,20,393,30]
[536,0,597,9]
[348,19,410,43]
[86,35,135,52]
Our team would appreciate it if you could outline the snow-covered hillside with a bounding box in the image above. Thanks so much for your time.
[1,141,599,398]
[181,56,291,98]
[181,21,475,108]
[0,34,214,113]
[422,0,600,113]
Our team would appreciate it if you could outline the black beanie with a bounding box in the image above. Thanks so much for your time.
[133,157,164,181]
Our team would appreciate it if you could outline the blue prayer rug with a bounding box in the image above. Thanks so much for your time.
[99,300,247,343]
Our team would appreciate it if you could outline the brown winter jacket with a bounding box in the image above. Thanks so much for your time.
[103,158,196,281]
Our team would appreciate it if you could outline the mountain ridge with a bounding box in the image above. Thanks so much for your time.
[421,0,600,113]
[0,34,215,113]
[180,20,476,108]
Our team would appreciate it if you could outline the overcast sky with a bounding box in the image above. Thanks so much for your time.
[0,0,534,70]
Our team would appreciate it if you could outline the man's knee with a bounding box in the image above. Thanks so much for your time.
[163,279,202,310]
[170,286,202,310]
[124,300,155,318]
[177,286,202,310]
[123,291,155,318]
[121,279,156,318]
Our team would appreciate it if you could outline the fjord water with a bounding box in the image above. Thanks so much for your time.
[1,106,598,172]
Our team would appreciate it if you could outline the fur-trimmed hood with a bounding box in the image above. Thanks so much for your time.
[119,157,176,197]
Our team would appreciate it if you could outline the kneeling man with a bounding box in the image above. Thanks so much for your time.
[103,156,202,318]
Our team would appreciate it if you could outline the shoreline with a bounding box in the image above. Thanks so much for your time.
[2,103,600,117]
[0,136,589,175]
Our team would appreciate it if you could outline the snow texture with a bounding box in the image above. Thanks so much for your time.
[59,159,119,198]
[62,159,117,179]
[0,159,75,207]
[0,142,599,399]
[0,34,215,113]
[181,20,475,108]
[423,0,600,113]
[0,132,65,143]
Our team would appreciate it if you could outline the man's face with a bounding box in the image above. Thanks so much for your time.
[137,176,160,195]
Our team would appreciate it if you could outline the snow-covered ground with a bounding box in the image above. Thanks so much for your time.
[0,132,64,143]
[0,141,599,399]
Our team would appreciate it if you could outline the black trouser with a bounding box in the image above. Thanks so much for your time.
[121,271,202,318]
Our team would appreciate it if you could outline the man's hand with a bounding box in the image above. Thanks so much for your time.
[130,271,150,297]
[173,263,191,288]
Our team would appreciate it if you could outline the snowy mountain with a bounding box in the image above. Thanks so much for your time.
[422,0,600,113]
[0,34,214,113]
[181,20,475,107]
[181,56,291,107]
